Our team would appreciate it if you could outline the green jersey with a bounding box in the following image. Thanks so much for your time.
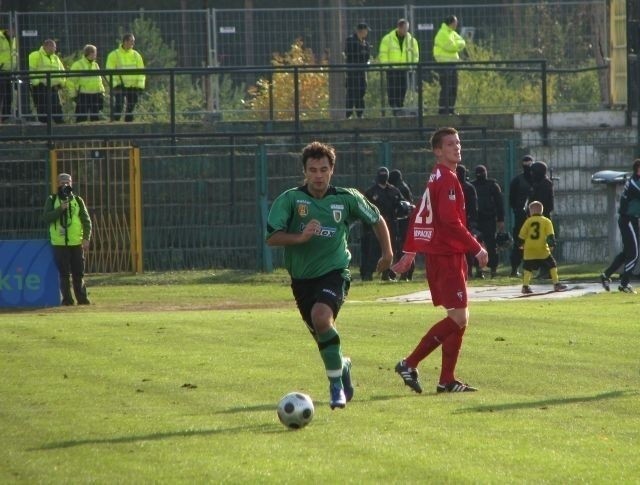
[267,185,381,279]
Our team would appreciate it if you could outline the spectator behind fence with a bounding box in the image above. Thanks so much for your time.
[378,18,419,116]
[509,155,534,276]
[455,164,480,278]
[106,33,145,122]
[389,168,416,281]
[471,164,505,278]
[68,44,105,122]
[0,27,17,122]
[433,15,466,115]
[361,166,405,281]
[28,39,66,124]
[42,172,92,306]
[344,22,371,119]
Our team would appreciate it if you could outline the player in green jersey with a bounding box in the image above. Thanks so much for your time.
[267,141,393,409]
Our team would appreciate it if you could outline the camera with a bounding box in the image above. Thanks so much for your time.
[59,184,73,200]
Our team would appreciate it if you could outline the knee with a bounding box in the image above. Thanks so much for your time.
[448,308,469,328]
[310,303,334,334]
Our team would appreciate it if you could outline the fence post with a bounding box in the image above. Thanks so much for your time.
[416,62,424,128]
[378,140,391,167]
[541,60,549,145]
[169,69,176,146]
[293,67,300,141]
[268,70,274,121]
[505,139,517,231]
[255,143,273,272]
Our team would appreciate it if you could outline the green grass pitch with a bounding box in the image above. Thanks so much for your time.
[0,268,638,483]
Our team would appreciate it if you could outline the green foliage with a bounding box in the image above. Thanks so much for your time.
[244,39,330,121]
[217,75,248,121]
[549,67,602,110]
[454,43,545,114]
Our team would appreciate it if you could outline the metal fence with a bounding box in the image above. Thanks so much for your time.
[2,127,636,272]
[7,3,605,71]
[3,2,609,119]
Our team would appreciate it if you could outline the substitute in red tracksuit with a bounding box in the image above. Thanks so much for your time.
[391,127,488,394]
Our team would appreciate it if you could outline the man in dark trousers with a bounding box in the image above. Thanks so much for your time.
[509,155,534,276]
[389,169,415,280]
[600,159,640,293]
[378,19,419,116]
[43,173,92,305]
[456,164,479,277]
[360,167,405,281]
[344,23,371,119]
[472,165,505,278]
[529,160,554,279]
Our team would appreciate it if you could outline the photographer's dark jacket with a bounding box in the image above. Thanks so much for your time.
[43,194,92,246]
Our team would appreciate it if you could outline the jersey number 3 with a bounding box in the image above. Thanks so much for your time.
[529,221,541,239]
[414,188,433,224]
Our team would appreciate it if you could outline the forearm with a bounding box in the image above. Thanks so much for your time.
[372,218,393,258]
[266,231,307,247]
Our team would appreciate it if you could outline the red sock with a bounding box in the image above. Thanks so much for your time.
[440,325,466,384]
[405,317,460,368]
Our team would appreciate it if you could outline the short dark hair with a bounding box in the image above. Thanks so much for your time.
[633,158,640,173]
[122,33,135,43]
[302,141,336,168]
[430,127,458,150]
[445,15,457,26]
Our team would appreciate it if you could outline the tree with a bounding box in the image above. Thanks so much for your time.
[245,39,329,120]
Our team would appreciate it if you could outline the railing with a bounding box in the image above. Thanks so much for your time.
[1,59,608,145]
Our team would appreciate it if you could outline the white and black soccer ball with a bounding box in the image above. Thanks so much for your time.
[277,392,314,430]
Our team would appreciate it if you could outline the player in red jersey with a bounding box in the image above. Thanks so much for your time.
[391,127,488,393]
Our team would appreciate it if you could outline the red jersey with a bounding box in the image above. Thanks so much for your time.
[404,163,482,256]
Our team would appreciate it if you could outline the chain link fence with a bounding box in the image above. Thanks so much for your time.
[0,2,609,123]
[4,127,634,272]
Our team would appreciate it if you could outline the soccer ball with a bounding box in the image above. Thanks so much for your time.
[277,392,314,430]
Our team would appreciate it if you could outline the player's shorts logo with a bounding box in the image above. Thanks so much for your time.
[297,204,308,217]
[333,210,342,222]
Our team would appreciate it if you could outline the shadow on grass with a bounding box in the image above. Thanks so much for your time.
[31,423,277,450]
[453,389,637,414]
[219,392,419,415]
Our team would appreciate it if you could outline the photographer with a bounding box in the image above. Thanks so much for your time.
[42,173,92,305]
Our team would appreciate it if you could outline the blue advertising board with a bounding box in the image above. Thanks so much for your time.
[0,240,60,307]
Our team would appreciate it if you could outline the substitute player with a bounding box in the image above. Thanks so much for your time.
[266,141,393,409]
[391,127,488,394]
[518,201,568,294]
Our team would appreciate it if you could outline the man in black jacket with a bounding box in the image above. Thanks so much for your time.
[456,164,479,277]
[389,169,415,280]
[360,167,405,281]
[344,23,371,119]
[530,161,554,217]
[472,165,505,278]
[508,155,534,276]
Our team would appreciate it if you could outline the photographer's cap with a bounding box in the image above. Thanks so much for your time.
[58,173,72,183]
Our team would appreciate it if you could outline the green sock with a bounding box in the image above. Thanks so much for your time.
[317,327,343,387]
